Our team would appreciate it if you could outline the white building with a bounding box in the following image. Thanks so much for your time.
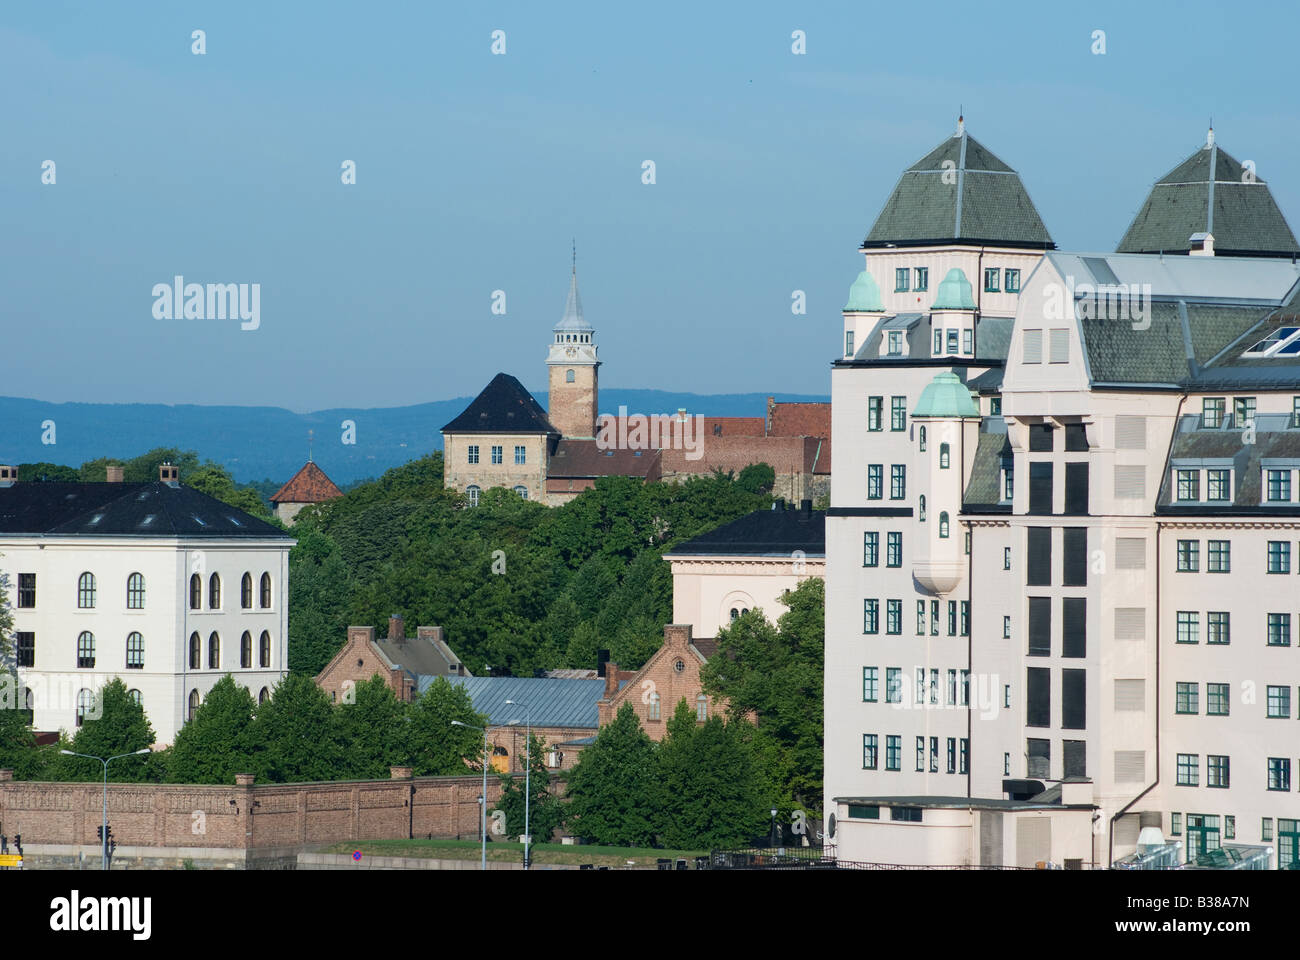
[825,123,1300,868]
[0,464,294,745]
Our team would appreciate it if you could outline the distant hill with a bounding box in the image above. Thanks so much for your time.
[0,390,829,485]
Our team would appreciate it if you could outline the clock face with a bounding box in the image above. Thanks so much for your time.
[565,346,577,357]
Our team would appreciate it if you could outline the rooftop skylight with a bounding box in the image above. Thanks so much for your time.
[1242,326,1300,357]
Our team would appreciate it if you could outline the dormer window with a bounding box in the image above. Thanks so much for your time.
[1172,461,1236,504]
[946,330,958,354]
[1001,460,1014,502]
[1233,397,1256,428]
[1266,469,1292,503]
[962,329,973,354]
[1202,398,1225,428]
[895,268,909,293]
[887,330,902,355]
[1206,469,1231,502]
[1176,469,1200,502]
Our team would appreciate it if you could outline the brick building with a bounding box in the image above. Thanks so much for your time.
[315,616,467,704]
[596,623,724,740]
[269,458,342,525]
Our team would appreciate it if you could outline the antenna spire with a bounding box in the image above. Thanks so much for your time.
[572,238,576,276]
[308,428,314,463]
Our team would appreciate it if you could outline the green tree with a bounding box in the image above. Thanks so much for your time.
[57,679,161,782]
[286,528,354,675]
[166,675,260,784]
[252,673,344,782]
[404,677,486,776]
[0,569,13,661]
[15,462,79,482]
[565,703,659,846]
[492,733,565,841]
[736,462,776,495]
[333,675,407,779]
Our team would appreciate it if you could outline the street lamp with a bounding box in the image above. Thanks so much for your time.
[450,719,499,871]
[505,700,532,869]
[770,807,779,848]
[60,748,152,870]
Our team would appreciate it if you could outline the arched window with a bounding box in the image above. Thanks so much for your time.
[919,426,927,451]
[77,689,94,727]
[648,691,661,721]
[729,607,739,621]
[127,689,142,707]
[696,694,709,722]
[919,495,927,522]
[126,632,144,669]
[241,631,252,669]
[513,485,528,500]
[189,632,201,669]
[241,572,253,609]
[566,369,575,383]
[466,485,481,507]
[258,687,270,704]
[188,689,200,722]
[208,632,220,669]
[939,512,950,538]
[260,572,272,609]
[20,687,33,724]
[77,631,95,668]
[940,442,951,469]
[259,631,271,668]
[189,574,202,610]
[127,572,145,609]
[208,573,221,609]
[78,572,96,609]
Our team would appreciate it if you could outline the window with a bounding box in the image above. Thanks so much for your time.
[1027,597,1050,656]
[1062,597,1085,657]
[960,601,970,637]
[15,572,36,609]
[1026,667,1050,728]
[1028,462,1053,514]
[1265,468,1292,503]
[964,531,971,554]
[259,687,270,705]
[1268,540,1292,573]
[862,667,878,702]
[1175,682,1199,714]
[1004,268,1021,293]
[1003,546,1011,570]
[1206,469,1230,502]
[895,268,909,292]
[77,689,94,727]
[241,572,253,609]
[947,600,957,636]
[886,668,902,704]
[648,692,661,721]
[947,670,957,706]
[77,631,95,668]
[916,601,925,635]
[934,328,943,354]
[960,670,970,706]
[916,670,925,708]
[513,485,529,499]
[846,330,855,356]
[931,599,939,636]
[208,573,221,609]
[1023,329,1042,363]
[919,495,926,521]
[491,445,503,465]
[862,734,878,770]
[127,573,145,609]
[1176,754,1199,787]
[1176,612,1199,645]
[1206,683,1230,716]
[189,632,201,669]
[1234,396,1256,427]
[1268,612,1291,646]
[990,396,1002,415]
[1062,528,1087,586]
[1225,816,1235,839]
[1207,539,1230,573]
[1176,539,1199,571]
[984,268,1000,293]
[915,736,925,772]
[919,426,927,451]
[886,600,901,635]
[890,465,906,499]
[241,631,253,669]
[127,689,142,707]
[938,512,949,538]
[867,464,883,500]
[565,369,575,383]
[260,572,272,608]
[1176,469,1199,502]
[963,329,973,354]
[1171,814,1182,836]
[188,689,200,723]
[886,531,902,567]
[947,738,957,774]
[1027,527,1051,585]
[1063,740,1086,779]
[947,329,958,354]
[260,631,271,668]
[208,632,220,669]
[514,445,526,465]
[863,531,879,566]
[1062,669,1086,729]
[126,632,144,669]
[929,736,939,772]
[863,599,879,634]
[1267,685,1291,718]
[1207,755,1230,789]
[1268,757,1291,791]
[914,267,928,291]
[891,396,906,431]
[696,695,708,721]
[1003,615,1011,639]
[466,485,481,507]
[867,397,883,431]
[16,632,35,668]
[78,572,96,609]
[467,444,479,464]
[939,443,950,469]
[885,736,901,771]
[888,330,902,354]
[1027,738,1050,778]
[1294,397,1300,428]
[1202,397,1225,429]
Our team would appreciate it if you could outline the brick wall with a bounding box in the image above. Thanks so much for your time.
[316,626,412,703]
[598,624,720,741]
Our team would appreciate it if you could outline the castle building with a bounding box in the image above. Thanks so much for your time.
[824,123,1300,868]
[269,459,342,525]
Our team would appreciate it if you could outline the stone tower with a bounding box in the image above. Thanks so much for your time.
[546,262,600,438]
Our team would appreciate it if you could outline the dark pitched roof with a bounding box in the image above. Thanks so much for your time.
[1156,416,1300,514]
[962,427,1012,513]
[863,129,1054,250]
[376,636,463,679]
[442,676,607,728]
[547,438,660,479]
[0,482,290,538]
[665,504,825,557]
[1117,138,1300,257]
[269,461,342,504]
[440,373,559,435]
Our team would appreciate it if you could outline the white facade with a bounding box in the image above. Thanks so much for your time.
[666,555,825,639]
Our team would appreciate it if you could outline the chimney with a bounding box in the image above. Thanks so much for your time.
[159,462,179,486]
[417,625,445,646]
[0,465,16,488]
[663,623,693,648]
[388,615,405,643]
[596,649,610,677]
[105,464,124,483]
[603,662,620,698]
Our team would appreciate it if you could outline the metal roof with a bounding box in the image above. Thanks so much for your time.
[433,676,606,729]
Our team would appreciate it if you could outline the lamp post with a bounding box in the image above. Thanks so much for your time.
[60,748,152,870]
[770,807,779,848]
[505,700,532,869]
[450,719,496,871]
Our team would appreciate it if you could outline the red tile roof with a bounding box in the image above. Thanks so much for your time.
[270,461,343,504]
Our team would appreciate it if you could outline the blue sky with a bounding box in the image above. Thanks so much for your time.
[3,0,1299,411]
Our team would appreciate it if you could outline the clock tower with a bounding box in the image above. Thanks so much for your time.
[546,260,600,438]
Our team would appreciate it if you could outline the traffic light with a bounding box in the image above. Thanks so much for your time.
[13,834,20,855]
[96,825,103,841]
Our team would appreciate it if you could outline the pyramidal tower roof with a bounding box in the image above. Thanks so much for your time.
[1117,128,1300,258]
[862,118,1054,250]
[554,260,591,333]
